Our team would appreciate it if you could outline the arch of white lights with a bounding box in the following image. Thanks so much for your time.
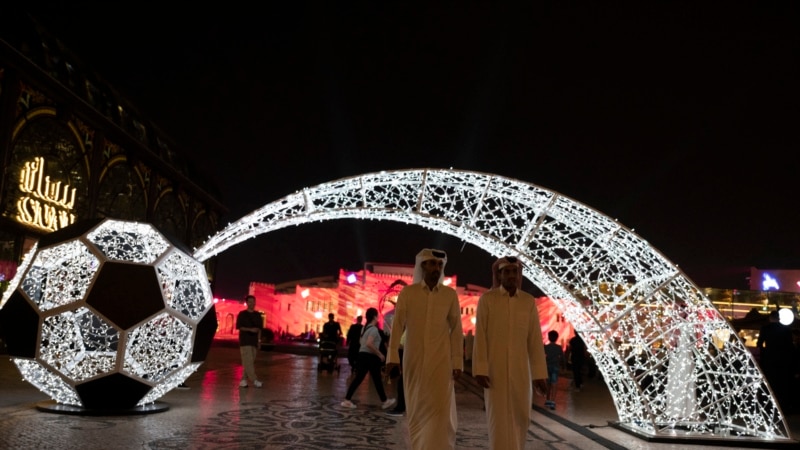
[194,168,791,443]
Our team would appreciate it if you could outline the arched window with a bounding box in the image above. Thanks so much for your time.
[152,189,186,242]
[96,158,147,220]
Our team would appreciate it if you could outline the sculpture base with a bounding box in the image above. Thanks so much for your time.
[611,421,800,449]
[36,400,169,416]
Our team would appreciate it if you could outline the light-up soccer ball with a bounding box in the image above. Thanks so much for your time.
[0,218,217,413]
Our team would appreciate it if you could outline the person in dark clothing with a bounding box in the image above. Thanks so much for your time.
[346,315,364,371]
[757,310,796,411]
[544,330,563,409]
[322,313,343,346]
[236,295,263,388]
[568,333,587,392]
[385,331,406,416]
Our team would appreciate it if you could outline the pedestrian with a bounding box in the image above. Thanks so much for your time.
[385,330,406,417]
[757,309,796,411]
[568,333,587,392]
[236,295,263,388]
[345,315,364,372]
[473,256,548,450]
[322,313,343,346]
[385,248,464,450]
[544,329,563,410]
[340,307,396,410]
[464,329,475,364]
[382,302,406,416]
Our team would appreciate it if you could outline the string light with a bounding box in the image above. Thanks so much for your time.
[4,218,215,410]
[193,168,791,442]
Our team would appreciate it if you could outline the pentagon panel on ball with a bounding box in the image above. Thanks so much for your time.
[0,218,217,415]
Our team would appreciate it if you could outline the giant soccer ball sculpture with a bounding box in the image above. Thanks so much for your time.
[0,218,217,413]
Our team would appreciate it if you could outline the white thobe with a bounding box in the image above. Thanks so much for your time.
[387,282,464,450]
[472,287,547,450]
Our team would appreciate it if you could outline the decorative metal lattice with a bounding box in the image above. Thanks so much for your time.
[0,218,216,410]
[194,168,791,443]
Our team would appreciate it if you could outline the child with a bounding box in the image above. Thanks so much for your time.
[544,330,563,409]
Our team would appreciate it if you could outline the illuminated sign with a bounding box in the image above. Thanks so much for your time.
[762,273,780,291]
[750,267,800,293]
[16,157,76,232]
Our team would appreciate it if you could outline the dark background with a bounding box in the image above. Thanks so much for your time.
[18,2,800,298]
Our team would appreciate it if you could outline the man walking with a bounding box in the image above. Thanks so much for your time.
[236,295,263,388]
[473,256,548,450]
[386,248,463,450]
[345,315,364,371]
[322,313,343,346]
[568,333,587,392]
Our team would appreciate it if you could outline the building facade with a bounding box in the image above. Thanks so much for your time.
[212,263,800,356]
[0,12,226,293]
[212,264,577,353]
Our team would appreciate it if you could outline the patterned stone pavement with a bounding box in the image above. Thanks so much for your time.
[1,341,798,449]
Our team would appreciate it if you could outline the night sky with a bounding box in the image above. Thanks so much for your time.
[16,3,800,299]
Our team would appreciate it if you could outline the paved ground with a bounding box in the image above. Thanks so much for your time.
[1,340,798,449]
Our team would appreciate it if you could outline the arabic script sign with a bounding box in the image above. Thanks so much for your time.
[16,157,77,232]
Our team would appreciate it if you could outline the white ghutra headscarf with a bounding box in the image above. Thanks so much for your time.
[491,256,523,289]
[412,248,448,284]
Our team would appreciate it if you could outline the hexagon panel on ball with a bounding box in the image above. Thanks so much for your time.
[0,218,218,413]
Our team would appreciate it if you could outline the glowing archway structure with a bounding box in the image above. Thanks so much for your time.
[195,168,791,443]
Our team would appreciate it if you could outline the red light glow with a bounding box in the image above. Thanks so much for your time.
[212,267,576,346]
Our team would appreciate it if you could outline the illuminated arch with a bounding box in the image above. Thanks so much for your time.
[194,168,791,443]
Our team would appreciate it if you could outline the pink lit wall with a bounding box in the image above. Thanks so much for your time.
[212,267,576,350]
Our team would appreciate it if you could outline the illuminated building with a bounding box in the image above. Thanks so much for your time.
[212,265,576,352]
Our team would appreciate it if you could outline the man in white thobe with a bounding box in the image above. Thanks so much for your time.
[386,248,464,450]
[473,256,548,450]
